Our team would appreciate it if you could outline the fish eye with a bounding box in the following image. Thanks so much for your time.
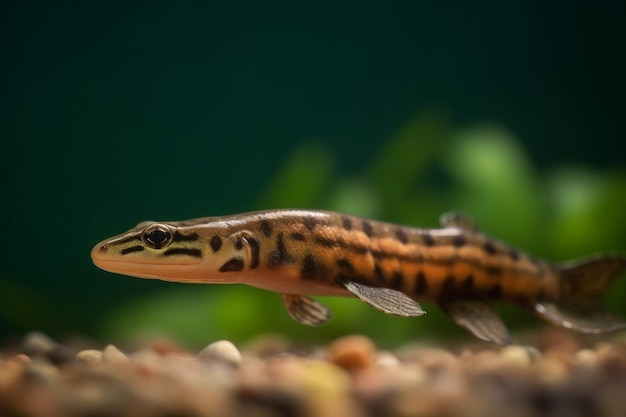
[141,224,173,249]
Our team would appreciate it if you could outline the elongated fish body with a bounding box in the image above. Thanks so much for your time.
[91,210,626,344]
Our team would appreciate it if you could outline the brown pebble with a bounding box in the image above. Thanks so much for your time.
[198,340,242,366]
[45,344,75,365]
[537,328,580,357]
[404,347,460,374]
[13,354,32,365]
[150,339,185,356]
[242,334,291,357]
[327,335,376,371]
[101,344,129,364]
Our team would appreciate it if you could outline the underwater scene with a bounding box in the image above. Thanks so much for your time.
[1,1,625,416]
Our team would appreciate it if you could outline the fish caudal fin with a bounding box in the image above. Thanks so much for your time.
[534,255,626,333]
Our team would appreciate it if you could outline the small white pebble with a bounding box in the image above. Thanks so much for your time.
[198,340,242,366]
[574,349,598,367]
[76,349,103,365]
[375,351,401,369]
[102,345,130,364]
[500,345,532,369]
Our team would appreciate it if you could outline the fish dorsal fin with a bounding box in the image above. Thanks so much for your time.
[282,294,332,326]
[534,301,626,334]
[336,277,426,317]
[439,211,478,230]
[439,299,511,345]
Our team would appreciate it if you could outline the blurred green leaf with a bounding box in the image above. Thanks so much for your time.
[258,142,334,209]
[444,124,544,248]
[547,168,626,257]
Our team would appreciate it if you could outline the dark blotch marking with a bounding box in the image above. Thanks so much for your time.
[452,235,466,247]
[342,216,353,230]
[508,248,521,261]
[269,233,294,267]
[210,236,222,252]
[395,228,409,244]
[351,244,369,255]
[260,220,273,237]
[442,275,455,293]
[172,232,199,242]
[304,216,318,231]
[374,263,385,282]
[301,254,319,279]
[121,246,144,255]
[462,274,475,291]
[391,271,404,290]
[219,257,245,272]
[488,284,503,299]
[247,237,261,269]
[422,233,436,246]
[290,232,305,241]
[163,248,202,258]
[235,237,244,250]
[314,236,336,248]
[337,258,354,273]
[362,220,374,237]
[416,271,428,294]
[484,240,497,255]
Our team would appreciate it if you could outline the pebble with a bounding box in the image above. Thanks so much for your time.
[499,345,533,369]
[573,348,597,367]
[22,331,57,357]
[198,340,242,366]
[76,349,103,365]
[327,335,376,371]
[101,344,130,364]
[405,347,461,374]
[45,344,76,365]
[374,351,400,369]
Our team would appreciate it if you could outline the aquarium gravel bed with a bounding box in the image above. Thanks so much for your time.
[1,331,626,417]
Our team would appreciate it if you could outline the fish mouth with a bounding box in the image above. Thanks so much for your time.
[90,242,203,278]
[90,256,205,281]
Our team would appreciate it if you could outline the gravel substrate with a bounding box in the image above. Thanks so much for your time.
[1,330,626,417]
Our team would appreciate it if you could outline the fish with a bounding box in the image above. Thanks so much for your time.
[91,209,626,344]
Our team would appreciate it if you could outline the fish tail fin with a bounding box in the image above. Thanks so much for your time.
[534,254,626,333]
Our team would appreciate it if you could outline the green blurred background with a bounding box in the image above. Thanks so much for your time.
[1,1,625,348]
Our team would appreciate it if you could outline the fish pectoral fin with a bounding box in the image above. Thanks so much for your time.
[440,299,511,345]
[336,277,426,317]
[534,301,626,334]
[282,294,332,326]
[439,211,478,230]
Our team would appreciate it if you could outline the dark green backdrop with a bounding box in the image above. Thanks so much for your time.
[1,1,624,346]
